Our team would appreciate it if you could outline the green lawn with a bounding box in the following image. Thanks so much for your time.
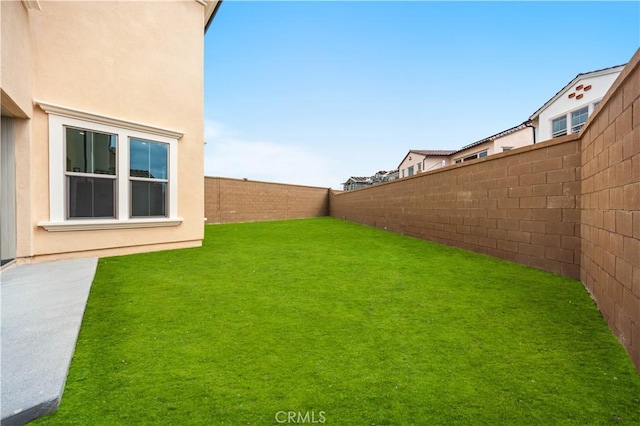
[39,218,640,425]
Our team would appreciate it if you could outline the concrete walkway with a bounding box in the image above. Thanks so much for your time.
[1,258,97,425]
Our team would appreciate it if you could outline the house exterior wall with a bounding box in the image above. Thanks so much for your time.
[492,127,534,152]
[580,49,640,369]
[535,71,621,142]
[205,177,330,224]
[2,1,37,261]
[452,140,493,163]
[1,1,33,117]
[399,153,449,178]
[421,156,448,173]
[2,0,210,262]
[452,127,533,164]
[398,153,426,178]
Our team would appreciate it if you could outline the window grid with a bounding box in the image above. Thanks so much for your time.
[552,116,567,138]
[571,106,589,133]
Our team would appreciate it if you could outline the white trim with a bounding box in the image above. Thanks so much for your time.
[42,111,180,230]
[36,101,184,139]
[37,218,183,232]
[169,140,178,218]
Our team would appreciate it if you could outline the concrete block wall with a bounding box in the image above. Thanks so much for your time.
[204,177,329,224]
[330,136,582,279]
[329,48,640,369]
[580,49,640,368]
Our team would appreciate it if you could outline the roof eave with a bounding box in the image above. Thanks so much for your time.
[529,64,626,120]
[204,0,223,33]
[453,121,531,154]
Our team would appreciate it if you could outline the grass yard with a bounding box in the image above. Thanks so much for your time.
[38,218,640,425]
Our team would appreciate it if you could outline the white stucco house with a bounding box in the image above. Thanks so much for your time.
[529,64,625,142]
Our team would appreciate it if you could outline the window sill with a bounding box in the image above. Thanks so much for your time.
[37,218,183,232]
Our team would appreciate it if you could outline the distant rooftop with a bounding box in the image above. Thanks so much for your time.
[410,150,456,156]
[454,121,531,154]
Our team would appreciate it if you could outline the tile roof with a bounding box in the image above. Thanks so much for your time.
[454,121,532,154]
[410,150,456,156]
[344,176,372,183]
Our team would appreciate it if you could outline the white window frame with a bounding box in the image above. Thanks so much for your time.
[570,106,589,133]
[36,101,183,231]
[454,149,488,164]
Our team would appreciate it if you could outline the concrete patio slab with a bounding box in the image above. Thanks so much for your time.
[1,258,97,425]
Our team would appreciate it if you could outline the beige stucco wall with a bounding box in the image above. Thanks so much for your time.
[1,1,34,117]
[452,140,493,163]
[492,127,533,152]
[3,0,209,261]
[398,152,425,178]
[452,127,533,163]
[399,153,449,178]
[1,1,36,260]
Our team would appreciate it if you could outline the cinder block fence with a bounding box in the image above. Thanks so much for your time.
[330,48,640,370]
[204,177,329,224]
[204,48,640,370]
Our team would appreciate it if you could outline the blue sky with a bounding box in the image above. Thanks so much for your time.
[204,1,639,189]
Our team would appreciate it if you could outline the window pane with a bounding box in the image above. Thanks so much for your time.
[130,139,151,178]
[92,132,117,175]
[552,116,567,137]
[478,151,488,158]
[66,128,116,174]
[131,180,166,217]
[130,139,168,179]
[66,128,87,173]
[67,176,115,218]
[463,154,478,161]
[149,142,168,180]
[571,106,589,132]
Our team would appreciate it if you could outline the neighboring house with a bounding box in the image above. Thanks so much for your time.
[392,64,624,174]
[341,170,399,191]
[451,121,533,164]
[396,123,532,172]
[373,170,399,183]
[530,64,625,142]
[397,150,455,179]
[342,176,373,191]
[0,0,221,265]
